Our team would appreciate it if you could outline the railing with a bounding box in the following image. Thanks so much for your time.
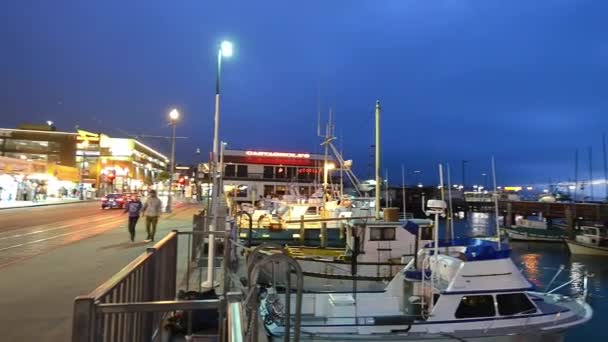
[73,232,179,342]
[72,226,245,342]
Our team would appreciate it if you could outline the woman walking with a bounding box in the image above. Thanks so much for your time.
[124,194,143,242]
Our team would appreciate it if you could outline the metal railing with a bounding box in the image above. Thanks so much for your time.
[72,226,245,342]
[73,232,179,342]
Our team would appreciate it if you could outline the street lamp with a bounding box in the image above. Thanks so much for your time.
[206,40,234,289]
[80,140,89,200]
[166,109,180,213]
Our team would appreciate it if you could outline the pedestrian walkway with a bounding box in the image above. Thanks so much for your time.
[0,203,200,342]
[0,197,93,210]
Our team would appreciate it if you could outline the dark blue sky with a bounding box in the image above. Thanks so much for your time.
[1,0,607,186]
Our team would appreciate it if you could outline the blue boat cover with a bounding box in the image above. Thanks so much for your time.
[400,220,419,235]
[423,238,511,261]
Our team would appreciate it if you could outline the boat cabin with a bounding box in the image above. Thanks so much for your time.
[576,226,608,247]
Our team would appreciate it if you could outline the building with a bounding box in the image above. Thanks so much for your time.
[199,149,336,202]
[0,125,169,199]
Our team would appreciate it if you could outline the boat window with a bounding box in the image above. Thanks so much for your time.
[496,293,536,316]
[454,295,495,319]
[369,227,396,241]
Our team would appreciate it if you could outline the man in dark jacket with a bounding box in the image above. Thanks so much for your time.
[124,194,143,242]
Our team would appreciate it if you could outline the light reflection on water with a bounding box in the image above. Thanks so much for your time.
[444,212,608,340]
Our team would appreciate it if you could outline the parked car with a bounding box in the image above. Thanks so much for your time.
[101,193,126,209]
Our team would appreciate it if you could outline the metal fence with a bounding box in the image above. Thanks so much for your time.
[72,227,244,342]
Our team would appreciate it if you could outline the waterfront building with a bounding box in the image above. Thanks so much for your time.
[199,149,336,203]
[0,125,169,199]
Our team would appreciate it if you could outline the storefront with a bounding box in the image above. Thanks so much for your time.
[0,156,81,201]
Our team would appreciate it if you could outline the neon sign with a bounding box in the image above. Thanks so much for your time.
[245,151,310,159]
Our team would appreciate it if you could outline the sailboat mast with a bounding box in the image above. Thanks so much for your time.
[603,133,608,201]
[375,100,381,220]
[589,146,594,200]
[574,149,579,202]
[492,156,501,249]
[447,163,454,240]
[385,169,390,207]
[401,164,407,216]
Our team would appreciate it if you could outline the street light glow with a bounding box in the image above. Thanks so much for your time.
[169,108,180,121]
[46,120,53,126]
[220,41,233,57]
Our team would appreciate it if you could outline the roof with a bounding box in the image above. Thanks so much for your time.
[424,238,512,261]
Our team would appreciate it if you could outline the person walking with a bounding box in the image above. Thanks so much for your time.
[124,194,143,242]
[142,189,162,242]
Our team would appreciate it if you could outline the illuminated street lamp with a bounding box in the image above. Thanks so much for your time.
[207,40,234,289]
[166,109,180,213]
[323,162,336,193]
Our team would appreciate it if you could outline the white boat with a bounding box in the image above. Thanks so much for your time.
[502,218,565,242]
[256,200,592,341]
[253,218,433,292]
[566,226,608,256]
[259,238,592,341]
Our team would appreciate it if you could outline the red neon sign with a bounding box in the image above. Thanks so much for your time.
[245,151,310,159]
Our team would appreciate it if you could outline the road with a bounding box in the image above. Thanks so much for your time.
[0,200,199,342]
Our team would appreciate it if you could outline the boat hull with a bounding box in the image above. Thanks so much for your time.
[566,240,608,256]
[503,228,564,242]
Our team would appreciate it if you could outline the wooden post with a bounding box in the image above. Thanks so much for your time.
[505,202,513,227]
[299,215,305,243]
[321,222,328,248]
[565,205,575,239]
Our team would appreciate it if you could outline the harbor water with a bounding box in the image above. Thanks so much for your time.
[445,212,607,340]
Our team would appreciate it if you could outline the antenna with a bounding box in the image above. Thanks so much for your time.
[316,83,322,137]
[491,156,501,249]
[589,146,594,200]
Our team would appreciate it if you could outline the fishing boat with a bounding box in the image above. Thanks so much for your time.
[252,218,433,292]
[502,218,566,242]
[566,226,608,256]
[256,200,593,341]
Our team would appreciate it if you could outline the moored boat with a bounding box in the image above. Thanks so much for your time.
[502,218,565,242]
[566,226,608,256]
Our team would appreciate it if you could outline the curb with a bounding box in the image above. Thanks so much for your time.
[0,199,98,210]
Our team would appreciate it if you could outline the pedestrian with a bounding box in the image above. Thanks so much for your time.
[124,193,143,242]
[142,189,162,242]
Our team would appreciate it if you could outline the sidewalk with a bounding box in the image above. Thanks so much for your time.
[0,197,96,210]
[0,203,199,342]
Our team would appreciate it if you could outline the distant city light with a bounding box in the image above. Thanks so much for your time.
[568,185,576,190]
[526,186,533,191]
[417,183,423,188]
[46,120,53,126]
[543,189,549,193]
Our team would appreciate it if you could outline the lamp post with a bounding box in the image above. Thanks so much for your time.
[206,40,233,289]
[166,108,180,213]
[80,140,89,200]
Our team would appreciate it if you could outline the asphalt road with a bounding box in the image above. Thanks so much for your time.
[0,200,198,342]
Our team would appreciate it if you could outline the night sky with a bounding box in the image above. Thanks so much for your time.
[1,1,607,188]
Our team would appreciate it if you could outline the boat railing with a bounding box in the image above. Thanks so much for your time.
[246,252,304,342]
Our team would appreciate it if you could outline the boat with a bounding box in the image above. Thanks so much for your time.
[502,218,566,242]
[258,239,592,341]
[254,199,592,341]
[251,218,433,292]
[566,225,608,256]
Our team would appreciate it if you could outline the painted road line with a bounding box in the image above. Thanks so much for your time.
[0,218,125,252]
[0,215,118,241]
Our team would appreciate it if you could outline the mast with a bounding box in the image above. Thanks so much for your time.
[574,149,579,202]
[491,156,501,249]
[322,108,332,206]
[385,169,390,207]
[375,100,381,220]
[603,133,608,201]
[447,163,454,240]
[401,164,407,216]
[589,146,594,200]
